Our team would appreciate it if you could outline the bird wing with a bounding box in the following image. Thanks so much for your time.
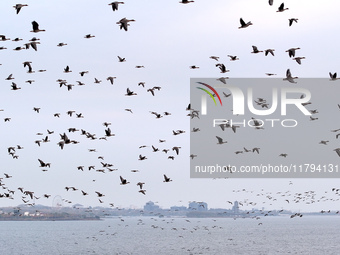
[121,22,128,31]
[105,128,111,136]
[30,42,38,51]
[240,18,246,26]
[32,21,39,31]
[16,6,22,14]
[279,3,284,10]
[112,3,118,11]
[334,148,340,157]
[289,49,294,57]
[38,159,45,166]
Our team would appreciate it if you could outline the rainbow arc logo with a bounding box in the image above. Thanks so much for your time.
[196,82,222,108]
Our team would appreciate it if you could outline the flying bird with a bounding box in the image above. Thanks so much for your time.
[118,56,126,62]
[0,35,10,41]
[6,74,14,80]
[293,57,305,65]
[277,3,289,12]
[289,18,298,26]
[227,55,239,61]
[120,176,130,185]
[283,69,298,83]
[107,76,116,84]
[14,4,28,14]
[11,82,21,90]
[117,18,135,31]
[239,18,252,29]
[38,159,51,167]
[265,49,275,56]
[31,21,45,33]
[137,182,145,189]
[105,128,115,137]
[84,34,95,39]
[210,56,219,61]
[79,71,88,76]
[329,72,340,81]
[139,190,146,195]
[180,0,194,3]
[139,154,147,160]
[23,61,33,73]
[172,146,181,155]
[163,174,172,182]
[216,136,227,144]
[216,63,229,73]
[125,88,137,96]
[286,47,300,58]
[109,2,124,11]
[64,65,72,73]
[251,46,263,54]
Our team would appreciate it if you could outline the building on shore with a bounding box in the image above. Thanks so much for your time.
[143,201,160,211]
[232,201,239,214]
[188,201,208,211]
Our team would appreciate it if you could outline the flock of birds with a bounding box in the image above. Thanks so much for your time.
[0,1,339,221]
[1,2,185,209]
[188,2,340,160]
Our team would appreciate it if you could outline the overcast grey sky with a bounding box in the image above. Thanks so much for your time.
[1,0,340,212]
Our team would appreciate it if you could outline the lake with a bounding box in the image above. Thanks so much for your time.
[1,216,339,255]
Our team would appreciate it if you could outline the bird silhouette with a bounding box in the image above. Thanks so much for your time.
[14,4,28,14]
[163,174,172,182]
[31,21,45,33]
[109,2,125,11]
[239,18,252,29]
[120,176,130,185]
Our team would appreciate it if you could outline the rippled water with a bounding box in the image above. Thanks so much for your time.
[1,216,339,255]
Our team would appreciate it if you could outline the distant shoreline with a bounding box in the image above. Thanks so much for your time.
[0,216,101,221]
